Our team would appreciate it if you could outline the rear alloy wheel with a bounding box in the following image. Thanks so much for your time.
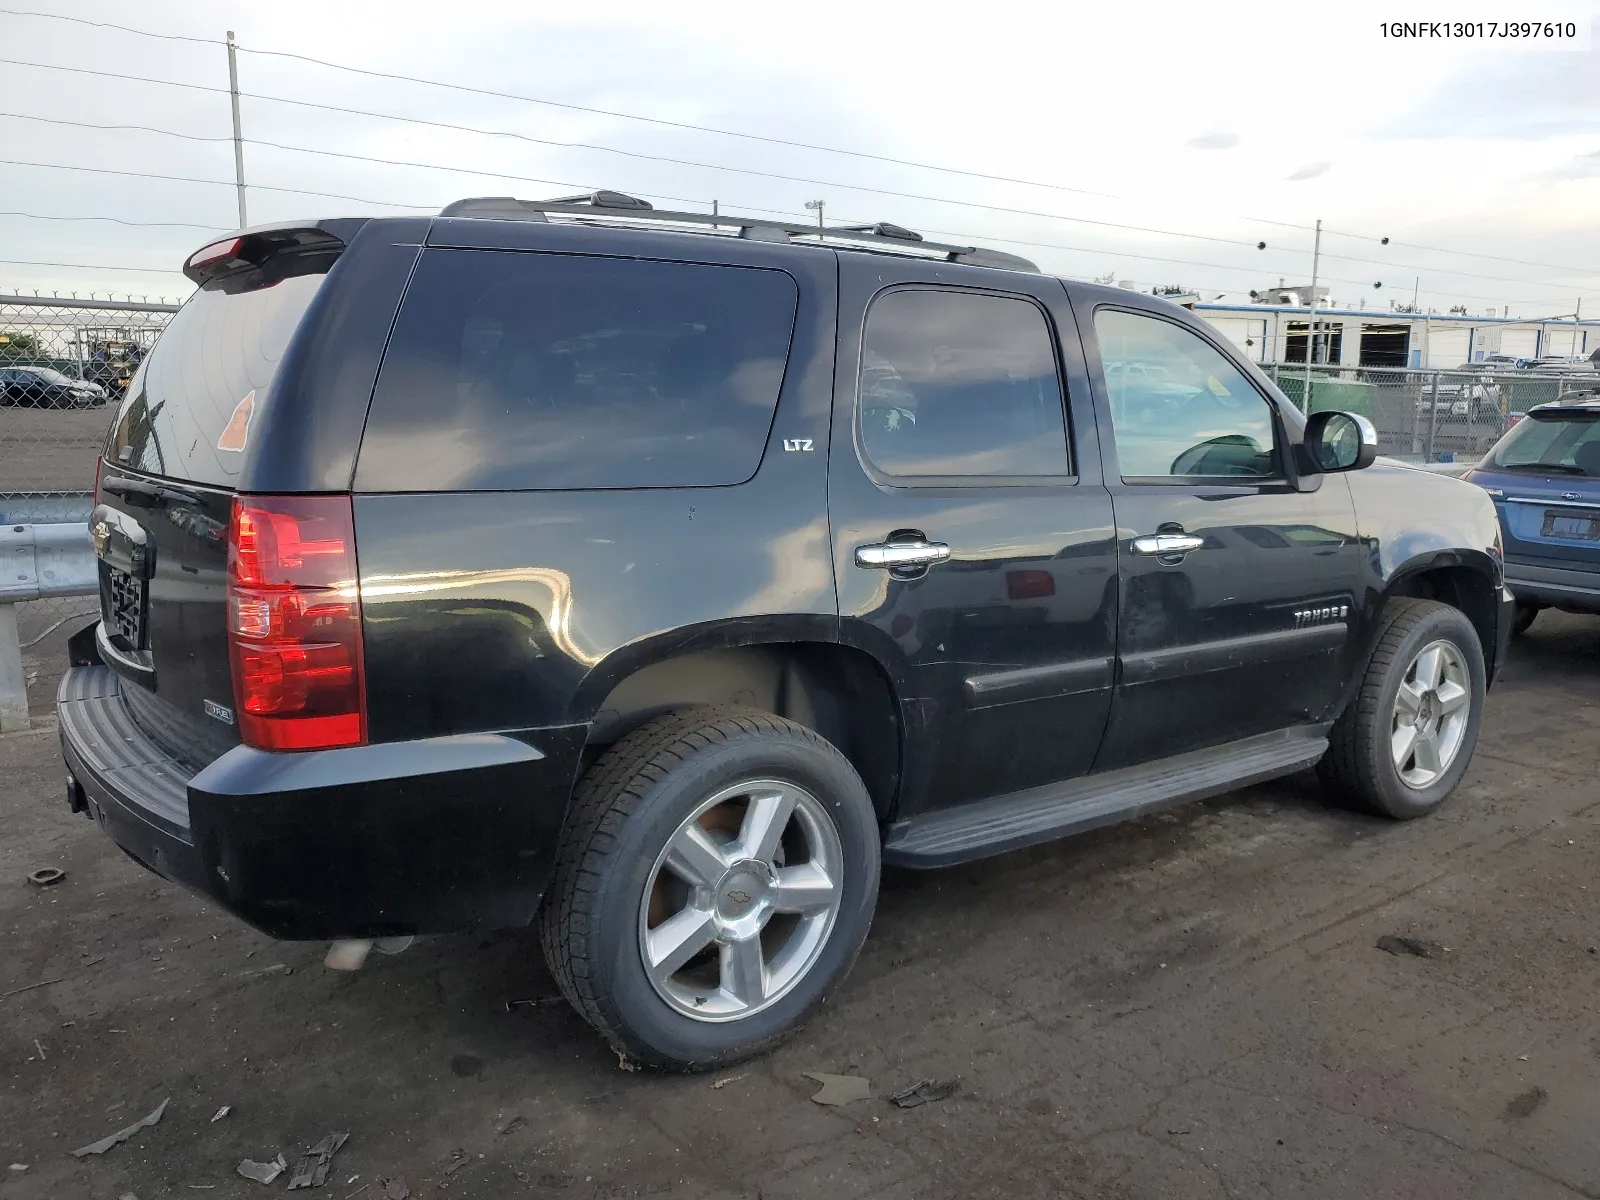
[639,778,844,1022]
[540,707,879,1070]
[1320,598,1486,819]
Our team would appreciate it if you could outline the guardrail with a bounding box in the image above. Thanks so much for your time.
[0,492,95,732]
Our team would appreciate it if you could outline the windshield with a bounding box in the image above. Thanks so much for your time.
[34,367,76,385]
[1487,412,1600,476]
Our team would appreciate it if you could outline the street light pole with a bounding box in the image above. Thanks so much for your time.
[227,31,248,229]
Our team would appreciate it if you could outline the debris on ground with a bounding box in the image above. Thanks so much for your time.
[504,995,563,1011]
[495,1114,527,1136]
[27,867,65,887]
[288,1132,350,1190]
[1505,1085,1549,1119]
[803,1072,872,1106]
[210,1106,231,1122]
[442,1150,476,1176]
[0,976,62,1001]
[71,1097,171,1157]
[237,1155,289,1185]
[375,1177,409,1199]
[711,1073,748,1090]
[324,940,374,971]
[1376,934,1446,959]
[8,1163,27,1172]
[33,1038,45,1060]
[888,1077,960,1108]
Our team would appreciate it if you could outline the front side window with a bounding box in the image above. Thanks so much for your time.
[1096,308,1279,480]
[857,288,1070,479]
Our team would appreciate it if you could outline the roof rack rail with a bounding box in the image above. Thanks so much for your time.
[437,192,1038,272]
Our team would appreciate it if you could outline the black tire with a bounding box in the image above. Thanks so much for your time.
[1319,598,1486,819]
[1511,602,1539,637]
[538,706,881,1071]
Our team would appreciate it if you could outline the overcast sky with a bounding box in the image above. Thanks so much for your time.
[1,0,1597,317]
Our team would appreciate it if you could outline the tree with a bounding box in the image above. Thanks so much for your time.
[1154,285,1191,296]
[0,332,40,359]
[1448,304,1468,315]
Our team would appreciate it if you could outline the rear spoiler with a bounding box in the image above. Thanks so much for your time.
[182,219,371,287]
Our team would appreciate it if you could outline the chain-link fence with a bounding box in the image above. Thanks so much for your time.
[1264,361,1600,463]
[1,295,178,717]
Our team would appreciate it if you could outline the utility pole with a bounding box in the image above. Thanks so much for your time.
[1301,218,1321,408]
[804,199,825,234]
[227,31,248,228]
[1574,299,1583,357]
[1411,277,1420,312]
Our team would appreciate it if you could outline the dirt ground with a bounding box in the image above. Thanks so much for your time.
[2,613,1598,1200]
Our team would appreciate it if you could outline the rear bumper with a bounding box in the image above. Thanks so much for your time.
[1505,560,1600,612]
[58,663,586,939]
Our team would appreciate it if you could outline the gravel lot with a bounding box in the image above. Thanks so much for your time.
[2,613,1597,1200]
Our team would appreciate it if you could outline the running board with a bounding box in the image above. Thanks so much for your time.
[882,728,1329,868]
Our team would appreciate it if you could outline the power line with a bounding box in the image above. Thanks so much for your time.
[7,55,1597,297]
[0,258,183,273]
[0,157,434,210]
[0,7,215,45]
[0,110,230,141]
[0,57,1299,255]
[0,6,1119,202]
[8,7,1592,282]
[3,7,1595,282]
[0,210,226,231]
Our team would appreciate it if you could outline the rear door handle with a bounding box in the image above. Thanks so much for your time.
[1131,533,1205,556]
[855,539,951,569]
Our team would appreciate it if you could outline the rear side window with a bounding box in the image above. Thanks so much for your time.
[358,249,800,491]
[106,271,328,486]
[857,288,1070,480]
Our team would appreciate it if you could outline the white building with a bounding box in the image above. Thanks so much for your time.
[1196,301,1599,370]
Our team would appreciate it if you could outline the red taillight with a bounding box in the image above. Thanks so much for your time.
[227,494,366,751]
[187,237,243,271]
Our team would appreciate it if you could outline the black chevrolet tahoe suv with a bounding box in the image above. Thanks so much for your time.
[59,192,1514,1069]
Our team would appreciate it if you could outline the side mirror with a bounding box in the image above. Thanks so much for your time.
[1303,410,1378,473]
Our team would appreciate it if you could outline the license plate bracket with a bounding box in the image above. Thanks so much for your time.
[100,561,149,649]
[1541,509,1600,542]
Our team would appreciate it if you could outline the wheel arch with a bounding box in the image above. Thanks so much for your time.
[568,619,908,820]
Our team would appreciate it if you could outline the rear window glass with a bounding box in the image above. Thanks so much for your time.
[1488,411,1600,476]
[358,249,800,491]
[106,272,328,486]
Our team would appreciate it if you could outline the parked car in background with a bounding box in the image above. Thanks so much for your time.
[1463,398,1600,632]
[0,366,107,408]
[59,194,1511,1070]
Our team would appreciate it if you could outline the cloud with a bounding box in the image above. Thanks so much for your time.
[1286,161,1331,181]
[1548,149,1600,181]
[1187,131,1239,150]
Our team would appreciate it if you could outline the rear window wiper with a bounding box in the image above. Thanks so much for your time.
[101,475,205,507]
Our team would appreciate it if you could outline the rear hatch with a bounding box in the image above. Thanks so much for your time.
[92,233,340,767]
[1467,405,1600,568]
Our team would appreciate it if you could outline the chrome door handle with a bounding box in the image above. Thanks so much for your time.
[1131,533,1205,556]
[855,539,951,569]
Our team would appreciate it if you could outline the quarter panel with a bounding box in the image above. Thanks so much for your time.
[355,244,837,743]
[241,217,429,493]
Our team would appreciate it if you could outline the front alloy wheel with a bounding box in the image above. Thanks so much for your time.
[1390,640,1472,789]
